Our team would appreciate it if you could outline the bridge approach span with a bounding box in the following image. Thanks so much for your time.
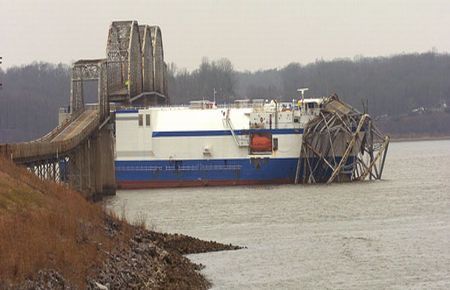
[0,109,115,199]
[0,20,168,198]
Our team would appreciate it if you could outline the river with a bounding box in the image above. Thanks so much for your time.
[106,140,450,289]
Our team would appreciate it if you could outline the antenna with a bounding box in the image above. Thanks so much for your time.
[297,88,309,101]
[361,98,369,114]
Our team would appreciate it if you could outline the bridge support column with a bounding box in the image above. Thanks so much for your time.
[92,126,116,198]
[100,126,116,195]
[67,140,88,197]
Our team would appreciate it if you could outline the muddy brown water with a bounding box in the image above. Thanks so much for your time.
[107,140,450,289]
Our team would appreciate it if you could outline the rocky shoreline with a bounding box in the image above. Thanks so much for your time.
[0,157,242,290]
[13,215,241,290]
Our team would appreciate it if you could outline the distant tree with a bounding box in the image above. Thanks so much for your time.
[0,62,70,142]
[2,52,450,142]
[169,57,237,104]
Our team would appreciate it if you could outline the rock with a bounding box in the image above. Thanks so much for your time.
[84,216,243,289]
[19,269,74,289]
[94,281,108,290]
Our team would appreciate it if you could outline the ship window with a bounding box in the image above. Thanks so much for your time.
[146,114,151,126]
[138,114,143,126]
[273,138,278,151]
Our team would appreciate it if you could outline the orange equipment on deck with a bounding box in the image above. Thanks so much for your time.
[250,134,272,152]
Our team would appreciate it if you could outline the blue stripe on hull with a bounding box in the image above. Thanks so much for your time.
[115,157,355,188]
[116,158,299,183]
[152,128,303,137]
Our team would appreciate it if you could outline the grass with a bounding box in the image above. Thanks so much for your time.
[0,157,117,288]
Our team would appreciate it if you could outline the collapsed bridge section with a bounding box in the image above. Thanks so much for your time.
[296,95,390,184]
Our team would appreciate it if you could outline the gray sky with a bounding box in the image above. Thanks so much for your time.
[1,0,450,71]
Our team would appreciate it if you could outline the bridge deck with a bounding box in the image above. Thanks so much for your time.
[0,109,100,163]
[51,110,98,142]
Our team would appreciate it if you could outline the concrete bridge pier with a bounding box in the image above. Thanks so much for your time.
[67,125,116,200]
[87,125,116,199]
[94,125,116,197]
[67,139,88,197]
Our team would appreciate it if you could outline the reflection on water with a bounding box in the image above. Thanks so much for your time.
[107,140,450,289]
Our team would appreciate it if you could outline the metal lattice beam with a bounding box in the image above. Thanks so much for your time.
[150,26,165,96]
[296,95,390,184]
[139,25,154,93]
[106,21,143,101]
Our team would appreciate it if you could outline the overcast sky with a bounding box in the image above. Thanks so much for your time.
[1,0,450,71]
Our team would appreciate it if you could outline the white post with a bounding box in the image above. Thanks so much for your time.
[297,88,309,102]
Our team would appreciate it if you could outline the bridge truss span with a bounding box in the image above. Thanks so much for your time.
[1,20,169,198]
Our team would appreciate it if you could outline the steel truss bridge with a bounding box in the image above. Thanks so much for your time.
[0,21,168,199]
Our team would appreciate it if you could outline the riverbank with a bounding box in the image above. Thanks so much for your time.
[389,135,450,142]
[0,157,240,289]
[376,111,450,142]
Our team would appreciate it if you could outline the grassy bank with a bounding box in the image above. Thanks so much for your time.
[0,157,239,289]
[0,157,108,288]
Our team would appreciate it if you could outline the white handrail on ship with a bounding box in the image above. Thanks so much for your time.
[225,110,248,147]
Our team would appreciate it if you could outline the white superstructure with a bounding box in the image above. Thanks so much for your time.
[114,98,327,188]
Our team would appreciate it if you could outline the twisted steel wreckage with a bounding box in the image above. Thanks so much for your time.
[297,95,389,184]
[0,20,389,196]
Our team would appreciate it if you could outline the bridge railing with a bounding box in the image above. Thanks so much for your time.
[34,113,77,143]
[0,111,100,163]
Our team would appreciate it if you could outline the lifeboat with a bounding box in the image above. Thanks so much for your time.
[250,134,272,152]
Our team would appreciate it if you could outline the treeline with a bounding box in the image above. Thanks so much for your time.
[0,62,70,142]
[167,57,236,104]
[1,52,450,142]
[169,52,450,118]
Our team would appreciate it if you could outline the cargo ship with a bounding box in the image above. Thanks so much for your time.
[114,96,364,188]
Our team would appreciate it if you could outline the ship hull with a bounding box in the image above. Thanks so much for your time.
[115,157,354,189]
[116,158,298,189]
[114,101,357,189]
